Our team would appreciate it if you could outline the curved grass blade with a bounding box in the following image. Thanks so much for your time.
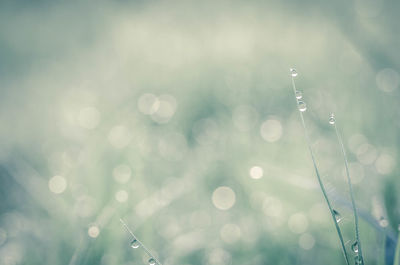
[332,119,364,265]
[289,70,350,265]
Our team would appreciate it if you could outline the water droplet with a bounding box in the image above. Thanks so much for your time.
[148,258,156,265]
[332,209,341,223]
[290,68,298,77]
[379,216,389,227]
[329,113,336,125]
[298,101,307,112]
[354,255,363,265]
[351,241,359,253]
[130,239,140,249]
[295,90,302,99]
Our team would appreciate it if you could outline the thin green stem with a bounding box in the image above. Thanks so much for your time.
[120,218,162,265]
[290,76,350,265]
[333,123,364,265]
[378,234,385,265]
[394,230,400,265]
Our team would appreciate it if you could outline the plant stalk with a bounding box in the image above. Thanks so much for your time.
[290,75,350,265]
[333,123,364,265]
[120,218,162,265]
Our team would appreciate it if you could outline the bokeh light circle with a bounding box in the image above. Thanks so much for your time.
[260,119,283,142]
[249,166,264,179]
[48,175,67,194]
[88,225,100,238]
[212,186,236,210]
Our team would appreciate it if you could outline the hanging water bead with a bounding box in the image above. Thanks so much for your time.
[130,239,140,249]
[295,90,302,99]
[290,68,298,77]
[329,113,336,125]
[351,241,359,253]
[379,216,389,227]
[355,255,363,265]
[332,209,341,223]
[148,258,156,265]
[298,101,307,112]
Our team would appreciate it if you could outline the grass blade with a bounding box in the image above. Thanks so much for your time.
[332,118,364,264]
[120,218,162,265]
[394,230,400,265]
[290,70,350,265]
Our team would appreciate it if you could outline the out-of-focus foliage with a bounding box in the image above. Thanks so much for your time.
[0,0,399,264]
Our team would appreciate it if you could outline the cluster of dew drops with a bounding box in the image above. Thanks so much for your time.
[352,241,363,265]
[130,239,157,265]
[290,68,307,112]
[290,68,337,126]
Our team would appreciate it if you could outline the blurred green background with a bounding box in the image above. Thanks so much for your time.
[0,0,399,264]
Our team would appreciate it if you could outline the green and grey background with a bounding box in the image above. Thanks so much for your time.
[0,0,399,264]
